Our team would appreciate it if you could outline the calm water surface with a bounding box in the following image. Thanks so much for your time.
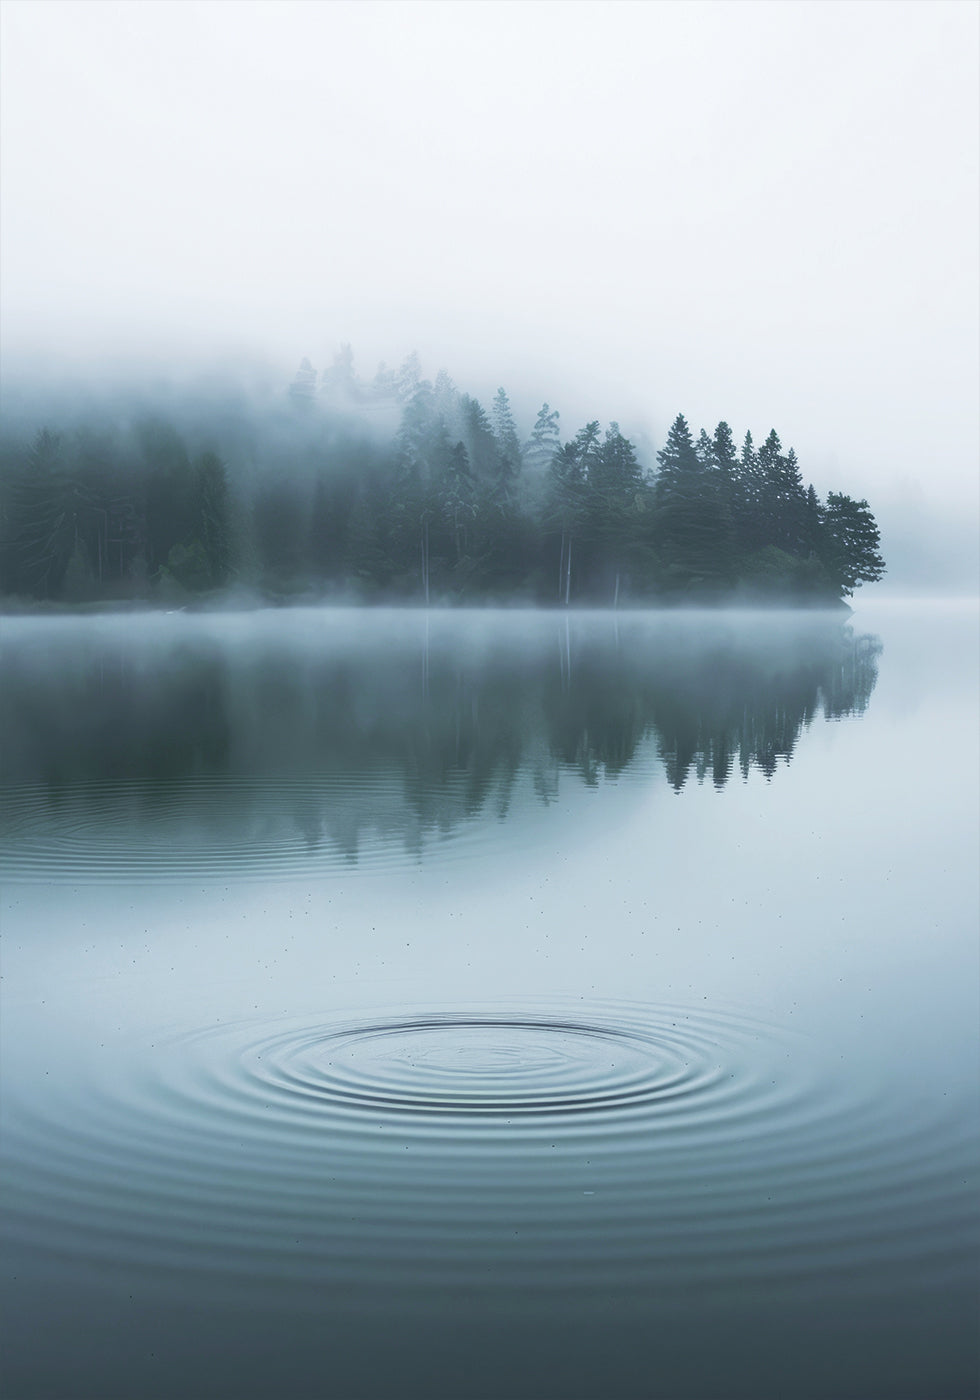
[1,603,977,1399]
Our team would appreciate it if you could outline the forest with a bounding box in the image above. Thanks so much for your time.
[0,350,885,607]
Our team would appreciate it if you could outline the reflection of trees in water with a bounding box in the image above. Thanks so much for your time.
[0,616,881,859]
[541,624,880,792]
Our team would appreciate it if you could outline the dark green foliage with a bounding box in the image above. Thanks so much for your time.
[819,493,886,594]
[650,414,733,593]
[522,403,561,513]
[1,430,75,597]
[196,452,231,587]
[491,388,522,487]
[253,480,308,587]
[140,419,196,572]
[0,354,884,606]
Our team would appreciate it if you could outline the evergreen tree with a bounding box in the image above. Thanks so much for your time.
[754,429,784,548]
[523,403,561,500]
[71,426,146,590]
[440,441,475,565]
[776,447,808,555]
[754,430,807,555]
[803,482,824,555]
[712,421,738,476]
[252,480,309,587]
[196,452,231,587]
[394,352,423,403]
[1,429,74,597]
[491,387,523,493]
[139,419,197,575]
[695,428,715,469]
[651,415,731,591]
[320,344,358,398]
[820,493,886,594]
[370,361,398,400]
[390,386,442,591]
[586,423,646,601]
[289,357,318,404]
[432,369,459,429]
[459,395,500,484]
[544,422,597,604]
[344,479,388,590]
[591,422,644,510]
[711,421,738,523]
[655,413,699,486]
[731,429,762,550]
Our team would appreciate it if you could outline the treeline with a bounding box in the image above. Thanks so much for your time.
[0,350,885,605]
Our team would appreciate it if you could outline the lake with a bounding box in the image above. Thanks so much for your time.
[0,602,977,1399]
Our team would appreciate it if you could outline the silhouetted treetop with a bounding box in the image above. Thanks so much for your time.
[0,354,885,605]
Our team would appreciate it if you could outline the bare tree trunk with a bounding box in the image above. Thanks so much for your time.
[564,534,572,607]
[420,515,430,605]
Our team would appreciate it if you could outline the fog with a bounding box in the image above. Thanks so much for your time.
[1,0,977,592]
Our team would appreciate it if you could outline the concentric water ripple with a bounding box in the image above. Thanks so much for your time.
[3,1001,976,1307]
[248,1013,721,1117]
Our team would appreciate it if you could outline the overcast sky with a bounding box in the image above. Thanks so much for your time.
[1,0,977,580]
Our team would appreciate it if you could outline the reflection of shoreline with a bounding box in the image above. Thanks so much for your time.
[0,613,881,866]
[0,594,857,616]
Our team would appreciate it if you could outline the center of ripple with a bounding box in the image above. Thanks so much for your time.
[250,1015,708,1117]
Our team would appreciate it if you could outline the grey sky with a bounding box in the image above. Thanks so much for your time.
[1,0,977,577]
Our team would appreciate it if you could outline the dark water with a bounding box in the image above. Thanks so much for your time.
[1,604,977,1399]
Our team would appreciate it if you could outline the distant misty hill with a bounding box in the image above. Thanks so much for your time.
[0,351,885,607]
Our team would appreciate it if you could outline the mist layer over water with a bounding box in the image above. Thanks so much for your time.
[1,604,977,1399]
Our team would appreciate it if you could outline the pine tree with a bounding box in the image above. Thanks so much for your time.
[755,429,784,547]
[655,413,699,488]
[776,448,808,555]
[491,388,522,480]
[711,421,738,521]
[394,352,423,403]
[139,419,197,575]
[289,357,318,404]
[459,395,499,483]
[651,415,731,591]
[523,404,561,483]
[752,430,806,555]
[440,440,475,564]
[586,423,645,601]
[2,429,74,597]
[695,428,715,469]
[712,422,738,475]
[820,493,886,594]
[545,426,596,604]
[591,423,643,510]
[803,482,824,555]
[197,452,231,587]
[320,344,358,398]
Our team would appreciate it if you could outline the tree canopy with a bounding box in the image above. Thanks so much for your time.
[0,351,885,606]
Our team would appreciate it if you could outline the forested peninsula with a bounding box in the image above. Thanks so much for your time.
[0,351,885,608]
